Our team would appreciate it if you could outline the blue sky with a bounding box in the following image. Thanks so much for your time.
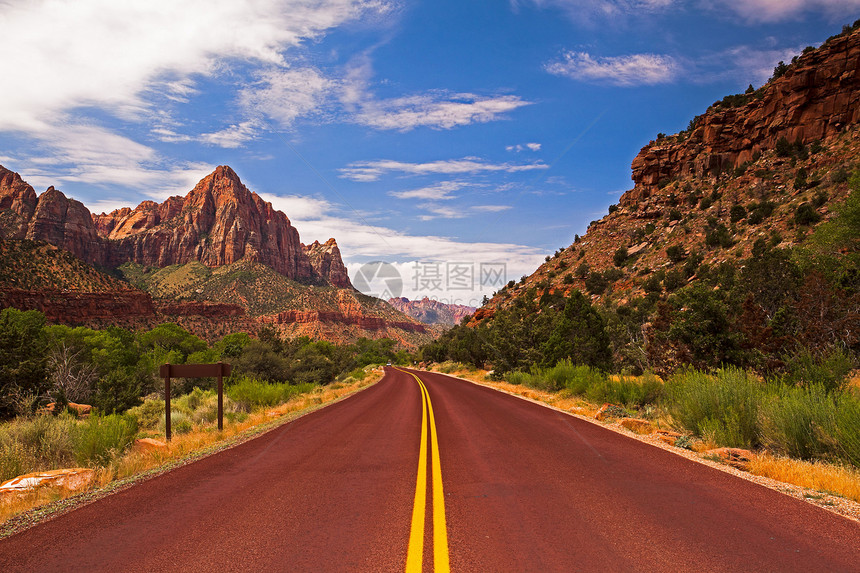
[1,0,857,305]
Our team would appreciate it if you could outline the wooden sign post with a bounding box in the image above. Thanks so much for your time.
[159,362,232,441]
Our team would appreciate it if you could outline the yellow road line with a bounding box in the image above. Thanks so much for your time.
[399,368,450,573]
[424,381,450,572]
[406,373,428,572]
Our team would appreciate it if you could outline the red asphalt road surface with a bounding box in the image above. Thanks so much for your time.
[1,367,858,572]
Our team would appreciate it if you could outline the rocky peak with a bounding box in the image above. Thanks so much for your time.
[26,186,107,266]
[0,165,352,288]
[0,166,38,239]
[303,238,352,288]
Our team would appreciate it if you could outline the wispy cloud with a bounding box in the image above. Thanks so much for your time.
[354,92,532,131]
[472,204,513,212]
[415,202,512,221]
[388,181,468,200]
[0,1,387,190]
[340,54,531,131]
[153,120,263,148]
[506,143,542,152]
[12,123,215,199]
[546,52,679,86]
[340,157,549,182]
[513,0,674,22]
[0,1,384,133]
[240,67,335,128]
[417,204,466,220]
[709,0,860,23]
[693,44,807,85]
[257,191,543,302]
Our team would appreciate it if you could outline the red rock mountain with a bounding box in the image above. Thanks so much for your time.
[0,165,350,288]
[474,26,860,324]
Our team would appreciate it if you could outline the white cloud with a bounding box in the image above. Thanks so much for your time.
[354,92,532,131]
[546,52,679,86]
[417,204,466,221]
[388,181,467,200]
[0,1,387,192]
[240,67,335,127]
[257,193,333,222]
[415,202,512,221]
[340,157,549,182]
[10,123,215,199]
[710,0,860,22]
[340,54,531,131]
[0,1,382,133]
[506,142,542,152]
[154,120,263,148]
[198,121,262,148]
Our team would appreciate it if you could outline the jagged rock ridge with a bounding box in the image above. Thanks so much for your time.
[0,165,350,288]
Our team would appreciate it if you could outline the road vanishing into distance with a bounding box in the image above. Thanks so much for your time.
[1,368,858,572]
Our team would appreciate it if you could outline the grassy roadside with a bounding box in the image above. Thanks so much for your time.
[427,362,860,513]
[0,369,383,534]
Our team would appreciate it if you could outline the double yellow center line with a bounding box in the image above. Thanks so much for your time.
[398,368,450,573]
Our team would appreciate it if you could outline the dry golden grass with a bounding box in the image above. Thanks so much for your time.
[749,454,860,503]
[0,372,381,527]
[437,367,598,417]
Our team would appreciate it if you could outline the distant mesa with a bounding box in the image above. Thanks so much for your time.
[388,297,476,326]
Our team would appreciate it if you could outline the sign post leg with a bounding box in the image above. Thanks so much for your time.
[165,373,172,442]
[217,362,224,431]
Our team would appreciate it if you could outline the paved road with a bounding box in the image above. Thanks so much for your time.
[1,368,858,572]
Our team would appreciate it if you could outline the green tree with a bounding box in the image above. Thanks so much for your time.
[0,309,50,417]
[541,291,612,370]
[613,246,628,267]
[666,284,741,368]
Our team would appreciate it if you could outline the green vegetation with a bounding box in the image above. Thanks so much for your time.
[0,314,411,423]
[0,314,406,483]
[0,412,139,480]
[422,172,860,466]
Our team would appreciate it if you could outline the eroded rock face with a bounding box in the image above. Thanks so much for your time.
[0,290,155,322]
[303,238,352,288]
[0,165,352,288]
[98,166,317,280]
[0,166,37,239]
[626,30,860,204]
[27,187,109,267]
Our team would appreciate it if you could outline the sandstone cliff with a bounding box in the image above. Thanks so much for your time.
[627,29,860,204]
